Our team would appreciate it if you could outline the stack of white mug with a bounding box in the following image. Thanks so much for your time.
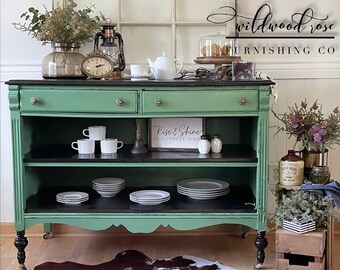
[71,125,124,155]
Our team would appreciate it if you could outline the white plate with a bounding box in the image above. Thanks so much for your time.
[129,190,170,200]
[183,192,229,200]
[177,179,229,191]
[56,191,88,200]
[177,186,229,194]
[57,197,88,202]
[56,191,89,204]
[57,199,88,205]
[178,189,230,197]
[130,196,170,205]
[129,190,170,205]
[56,197,89,202]
[130,196,170,202]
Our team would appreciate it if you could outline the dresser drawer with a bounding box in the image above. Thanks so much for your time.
[142,90,258,113]
[20,90,137,113]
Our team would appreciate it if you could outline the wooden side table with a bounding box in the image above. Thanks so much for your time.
[276,184,335,270]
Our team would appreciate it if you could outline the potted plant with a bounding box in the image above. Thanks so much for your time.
[272,100,340,177]
[271,189,332,230]
[13,0,104,78]
[271,100,340,152]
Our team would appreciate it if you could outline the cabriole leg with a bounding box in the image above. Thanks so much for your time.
[254,231,268,269]
[241,225,249,238]
[14,230,28,270]
[43,223,52,239]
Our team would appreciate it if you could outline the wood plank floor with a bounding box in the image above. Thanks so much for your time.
[1,232,339,270]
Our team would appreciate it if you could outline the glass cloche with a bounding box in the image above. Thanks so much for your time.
[194,33,241,65]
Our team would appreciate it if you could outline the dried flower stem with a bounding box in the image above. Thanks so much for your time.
[271,100,340,151]
[14,0,105,45]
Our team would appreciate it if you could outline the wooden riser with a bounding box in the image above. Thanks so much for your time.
[276,229,326,270]
[276,229,326,258]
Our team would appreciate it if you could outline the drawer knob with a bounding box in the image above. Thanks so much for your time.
[238,97,248,105]
[30,97,41,105]
[154,98,163,107]
[116,98,125,106]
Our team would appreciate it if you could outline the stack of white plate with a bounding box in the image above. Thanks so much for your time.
[177,178,230,200]
[56,191,89,205]
[92,177,125,198]
[129,190,170,205]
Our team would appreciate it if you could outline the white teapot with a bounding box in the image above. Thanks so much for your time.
[147,52,183,80]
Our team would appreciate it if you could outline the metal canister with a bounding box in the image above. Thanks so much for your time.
[301,149,328,179]
[279,150,304,186]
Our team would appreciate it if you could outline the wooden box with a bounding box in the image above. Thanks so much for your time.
[276,228,326,270]
[277,254,325,270]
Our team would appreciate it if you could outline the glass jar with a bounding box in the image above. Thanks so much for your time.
[42,43,86,79]
[197,33,236,58]
[309,166,330,184]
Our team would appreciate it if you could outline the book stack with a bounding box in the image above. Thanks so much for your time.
[282,216,316,234]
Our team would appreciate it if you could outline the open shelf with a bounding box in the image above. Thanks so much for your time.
[23,144,257,163]
[25,186,256,214]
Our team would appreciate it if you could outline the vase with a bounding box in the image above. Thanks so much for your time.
[42,43,86,79]
[301,148,329,179]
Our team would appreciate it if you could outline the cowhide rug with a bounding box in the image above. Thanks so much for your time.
[34,249,238,270]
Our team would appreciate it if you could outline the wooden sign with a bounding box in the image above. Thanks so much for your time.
[148,118,203,151]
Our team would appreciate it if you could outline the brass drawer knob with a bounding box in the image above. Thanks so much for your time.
[116,98,125,106]
[30,97,41,105]
[238,97,248,105]
[154,98,163,107]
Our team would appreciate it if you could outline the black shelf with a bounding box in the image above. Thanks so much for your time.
[24,144,257,163]
[26,186,256,213]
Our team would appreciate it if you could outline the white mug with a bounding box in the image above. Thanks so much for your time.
[71,139,95,154]
[82,126,106,141]
[130,64,151,77]
[100,138,124,154]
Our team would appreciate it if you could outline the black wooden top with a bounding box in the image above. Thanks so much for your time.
[6,79,275,87]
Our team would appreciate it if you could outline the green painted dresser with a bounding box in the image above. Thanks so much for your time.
[7,79,274,269]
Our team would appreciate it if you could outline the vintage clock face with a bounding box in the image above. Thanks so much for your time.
[81,54,114,79]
